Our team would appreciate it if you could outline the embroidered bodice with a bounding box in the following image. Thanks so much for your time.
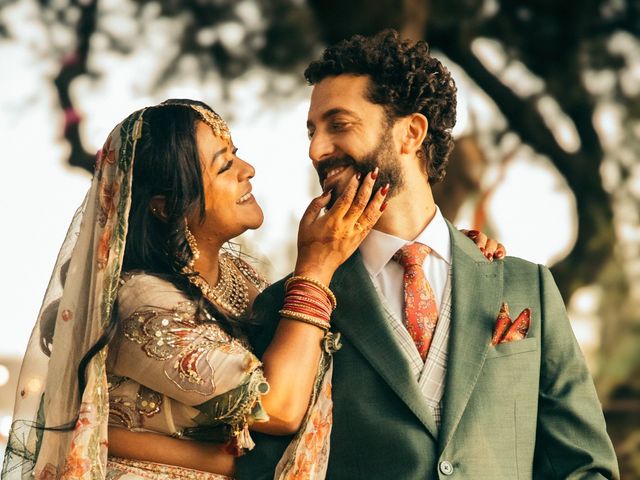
[106,262,269,452]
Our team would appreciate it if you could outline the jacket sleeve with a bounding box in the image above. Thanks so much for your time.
[533,265,619,479]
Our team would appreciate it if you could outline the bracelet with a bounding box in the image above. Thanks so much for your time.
[285,293,332,317]
[279,309,331,331]
[284,303,330,321]
[286,276,337,310]
[284,296,332,316]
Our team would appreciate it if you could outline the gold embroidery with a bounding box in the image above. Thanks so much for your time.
[107,374,127,391]
[109,385,162,429]
[108,397,139,430]
[136,386,162,417]
[189,105,230,140]
[107,457,232,479]
[122,302,249,395]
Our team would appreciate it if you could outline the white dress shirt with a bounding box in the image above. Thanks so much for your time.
[360,207,452,319]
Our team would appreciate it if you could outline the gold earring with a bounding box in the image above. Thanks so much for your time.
[184,223,200,269]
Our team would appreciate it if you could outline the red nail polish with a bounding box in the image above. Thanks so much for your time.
[371,168,379,180]
[468,230,479,239]
[381,183,390,195]
[487,252,494,261]
[380,201,388,212]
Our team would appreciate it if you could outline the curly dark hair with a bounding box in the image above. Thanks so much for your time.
[304,29,457,184]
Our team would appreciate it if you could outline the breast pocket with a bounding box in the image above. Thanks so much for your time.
[486,337,537,359]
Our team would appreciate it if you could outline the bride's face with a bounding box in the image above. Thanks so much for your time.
[189,121,264,243]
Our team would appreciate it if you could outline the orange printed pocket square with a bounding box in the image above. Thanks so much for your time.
[490,303,531,346]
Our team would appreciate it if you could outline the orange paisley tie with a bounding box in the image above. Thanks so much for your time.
[393,243,439,361]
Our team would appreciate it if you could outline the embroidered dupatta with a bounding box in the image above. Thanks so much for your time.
[2,109,143,479]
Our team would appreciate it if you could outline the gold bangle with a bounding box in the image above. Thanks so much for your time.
[279,309,331,331]
[286,276,337,310]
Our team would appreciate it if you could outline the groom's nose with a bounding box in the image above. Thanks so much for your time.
[309,129,336,165]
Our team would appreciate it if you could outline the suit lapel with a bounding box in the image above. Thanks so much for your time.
[439,224,504,452]
[331,251,439,440]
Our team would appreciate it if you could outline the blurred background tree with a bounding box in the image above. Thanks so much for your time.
[1,0,638,475]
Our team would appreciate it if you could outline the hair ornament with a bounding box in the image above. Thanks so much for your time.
[190,104,230,140]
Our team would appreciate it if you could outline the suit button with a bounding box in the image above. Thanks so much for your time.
[439,460,454,475]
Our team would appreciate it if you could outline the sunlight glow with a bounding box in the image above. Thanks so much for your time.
[0,416,12,438]
[0,366,9,387]
[536,96,581,153]
[472,38,545,97]
[594,103,624,148]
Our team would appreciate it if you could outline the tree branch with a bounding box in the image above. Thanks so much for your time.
[53,0,98,174]
[433,33,614,297]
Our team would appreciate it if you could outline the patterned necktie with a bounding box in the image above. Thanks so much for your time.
[393,242,439,361]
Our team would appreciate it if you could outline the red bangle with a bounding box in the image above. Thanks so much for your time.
[284,295,332,315]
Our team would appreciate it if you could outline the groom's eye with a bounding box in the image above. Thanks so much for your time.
[330,122,349,131]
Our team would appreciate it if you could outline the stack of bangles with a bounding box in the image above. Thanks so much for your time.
[279,276,337,331]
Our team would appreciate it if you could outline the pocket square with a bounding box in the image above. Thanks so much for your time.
[490,303,531,346]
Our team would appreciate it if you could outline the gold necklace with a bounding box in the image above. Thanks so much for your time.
[184,254,249,318]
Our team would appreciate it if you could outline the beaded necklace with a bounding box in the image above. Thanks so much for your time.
[184,254,249,318]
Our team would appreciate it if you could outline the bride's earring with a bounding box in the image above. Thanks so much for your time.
[184,223,200,269]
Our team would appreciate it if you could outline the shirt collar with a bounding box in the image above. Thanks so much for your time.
[360,207,452,277]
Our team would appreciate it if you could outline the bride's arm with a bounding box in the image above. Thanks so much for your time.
[251,172,387,434]
[108,427,235,475]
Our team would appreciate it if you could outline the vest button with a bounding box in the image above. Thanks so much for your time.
[439,460,454,475]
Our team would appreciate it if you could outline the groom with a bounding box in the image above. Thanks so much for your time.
[238,30,618,479]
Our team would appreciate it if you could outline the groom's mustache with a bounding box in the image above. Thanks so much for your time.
[316,156,354,186]
[316,155,372,186]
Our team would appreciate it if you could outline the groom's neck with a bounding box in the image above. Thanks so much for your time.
[373,181,437,241]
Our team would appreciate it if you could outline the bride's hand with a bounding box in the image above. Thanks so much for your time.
[460,229,506,261]
[295,170,388,285]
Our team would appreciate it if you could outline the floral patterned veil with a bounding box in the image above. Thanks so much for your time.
[2,107,146,479]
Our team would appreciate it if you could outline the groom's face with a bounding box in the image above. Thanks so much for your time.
[306,75,404,207]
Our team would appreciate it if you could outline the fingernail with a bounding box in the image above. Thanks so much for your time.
[380,201,388,212]
[487,252,493,261]
[495,251,504,259]
[479,247,485,253]
[371,167,379,180]
[356,172,362,181]
[468,230,479,239]
[381,183,390,195]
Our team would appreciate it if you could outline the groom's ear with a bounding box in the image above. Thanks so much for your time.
[399,113,428,156]
[149,196,169,222]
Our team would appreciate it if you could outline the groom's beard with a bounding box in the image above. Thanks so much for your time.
[319,132,405,209]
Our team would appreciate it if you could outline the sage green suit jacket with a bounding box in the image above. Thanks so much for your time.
[237,225,619,479]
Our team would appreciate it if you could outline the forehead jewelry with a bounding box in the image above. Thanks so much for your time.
[190,104,230,140]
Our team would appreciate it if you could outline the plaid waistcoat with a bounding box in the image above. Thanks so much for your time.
[376,267,452,428]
